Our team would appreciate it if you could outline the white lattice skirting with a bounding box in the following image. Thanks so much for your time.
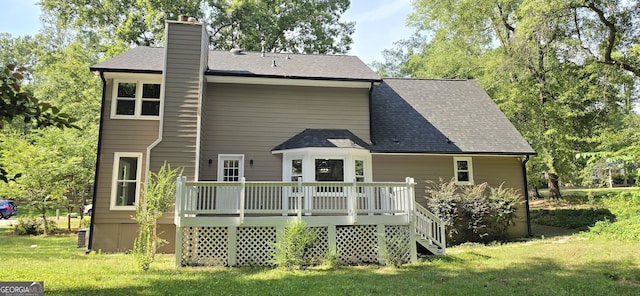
[179,224,411,267]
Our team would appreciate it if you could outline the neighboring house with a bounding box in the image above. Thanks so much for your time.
[88,19,535,266]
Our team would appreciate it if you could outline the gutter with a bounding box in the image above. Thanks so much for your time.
[522,155,532,237]
[86,71,107,253]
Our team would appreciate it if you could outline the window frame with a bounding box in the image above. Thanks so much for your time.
[280,148,371,183]
[110,152,143,211]
[110,79,162,120]
[453,156,474,185]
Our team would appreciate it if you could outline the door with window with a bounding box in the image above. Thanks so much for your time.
[216,155,244,212]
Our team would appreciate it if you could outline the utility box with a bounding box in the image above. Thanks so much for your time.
[77,228,89,248]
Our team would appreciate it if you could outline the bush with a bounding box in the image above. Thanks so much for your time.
[585,191,640,242]
[273,220,316,270]
[13,217,58,235]
[378,234,410,268]
[424,179,522,245]
[79,218,91,229]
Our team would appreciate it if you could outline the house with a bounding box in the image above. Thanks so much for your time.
[88,19,535,266]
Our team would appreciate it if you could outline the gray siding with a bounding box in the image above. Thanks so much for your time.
[372,154,528,237]
[93,78,160,225]
[199,83,371,181]
[150,22,207,178]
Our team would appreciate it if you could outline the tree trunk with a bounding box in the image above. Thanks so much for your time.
[42,212,49,235]
[528,184,541,199]
[547,173,561,199]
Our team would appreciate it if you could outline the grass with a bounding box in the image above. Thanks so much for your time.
[1,189,639,295]
[0,228,638,295]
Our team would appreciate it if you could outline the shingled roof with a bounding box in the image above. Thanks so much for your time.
[90,47,381,82]
[273,129,370,151]
[370,78,535,155]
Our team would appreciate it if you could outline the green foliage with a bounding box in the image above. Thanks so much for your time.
[133,162,182,271]
[585,191,640,242]
[425,179,522,245]
[12,217,59,235]
[79,218,91,229]
[320,247,340,269]
[40,0,354,55]
[378,234,410,268]
[2,230,640,295]
[381,0,640,196]
[272,220,316,270]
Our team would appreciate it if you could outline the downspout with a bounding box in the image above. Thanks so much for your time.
[521,155,532,237]
[368,82,374,145]
[86,71,107,253]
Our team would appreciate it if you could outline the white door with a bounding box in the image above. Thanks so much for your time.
[216,155,244,212]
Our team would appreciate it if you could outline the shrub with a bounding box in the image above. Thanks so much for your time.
[487,184,522,239]
[424,179,522,245]
[79,218,91,229]
[424,178,460,240]
[273,220,316,270]
[13,217,58,235]
[378,234,410,268]
[585,191,640,242]
[460,183,491,240]
[321,247,340,269]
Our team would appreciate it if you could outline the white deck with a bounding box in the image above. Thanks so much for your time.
[174,177,445,266]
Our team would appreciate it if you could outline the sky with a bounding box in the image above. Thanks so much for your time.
[0,0,414,65]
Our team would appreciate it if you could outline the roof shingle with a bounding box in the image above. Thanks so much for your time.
[370,78,535,154]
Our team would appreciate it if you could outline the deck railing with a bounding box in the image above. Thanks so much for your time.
[175,177,415,224]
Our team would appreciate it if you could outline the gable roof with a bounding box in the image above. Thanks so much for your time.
[90,47,381,82]
[208,51,381,82]
[370,78,535,155]
[273,129,370,151]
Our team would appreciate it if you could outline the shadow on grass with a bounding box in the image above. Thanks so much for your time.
[51,256,640,296]
[530,208,616,231]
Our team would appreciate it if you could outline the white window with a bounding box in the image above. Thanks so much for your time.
[217,155,244,181]
[111,152,142,210]
[291,159,302,182]
[454,157,474,185]
[315,159,344,182]
[111,80,161,119]
[355,159,365,182]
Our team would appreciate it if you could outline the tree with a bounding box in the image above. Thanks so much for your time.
[40,0,355,54]
[0,64,79,182]
[0,130,77,235]
[378,0,638,198]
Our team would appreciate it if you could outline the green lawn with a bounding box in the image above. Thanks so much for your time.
[2,188,639,295]
[1,228,638,296]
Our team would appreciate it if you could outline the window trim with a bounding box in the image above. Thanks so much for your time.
[279,147,372,183]
[453,156,474,185]
[110,79,162,120]
[217,154,245,181]
[110,152,143,211]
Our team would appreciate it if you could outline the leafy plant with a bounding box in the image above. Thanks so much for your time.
[133,162,182,271]
[13,217,58,235]
[378,233,410,268]
[321,247,340,269]
[424,178,460,239]
[425,179,523,245]
[272,220,316,270]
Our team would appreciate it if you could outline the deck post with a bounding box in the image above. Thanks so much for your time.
[175,176,186,267]
[228,226,237,266]
[239,177,246,225]
[376,224,386,265]
[350,178,357,224]
[297,177,303,219]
